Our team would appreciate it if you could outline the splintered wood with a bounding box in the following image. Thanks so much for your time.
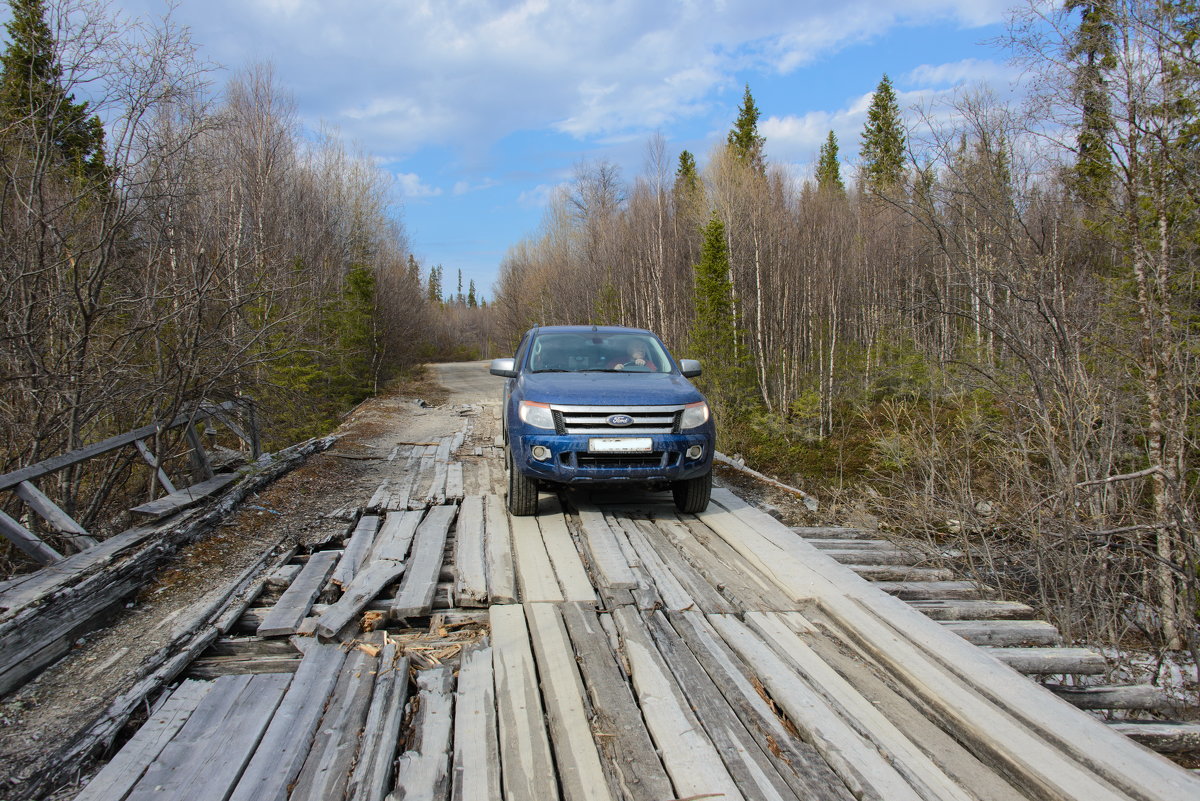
[80,401,1200,801]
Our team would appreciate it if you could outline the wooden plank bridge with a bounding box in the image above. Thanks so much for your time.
[5,382,1199,801]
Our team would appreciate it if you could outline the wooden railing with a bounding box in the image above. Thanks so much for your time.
[0,400,259,566]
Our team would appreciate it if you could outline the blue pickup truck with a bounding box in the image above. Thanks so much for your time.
[490,325,715,515]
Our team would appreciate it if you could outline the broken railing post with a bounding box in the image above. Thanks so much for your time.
[0,507,62,565]
[13,481,97,552]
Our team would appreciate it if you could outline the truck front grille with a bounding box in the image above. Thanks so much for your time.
[551,404,683,435]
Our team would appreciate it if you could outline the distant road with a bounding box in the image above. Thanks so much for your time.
[430,360,498,406]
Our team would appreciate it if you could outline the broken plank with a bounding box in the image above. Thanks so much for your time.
[367,480,392,512]
[331,515,381,589]
[509,511,563,603]
[291,644,379,801]
[75,680,213,801]
[491,605,559,801]
[0,507,63,565]
[446,462,465,503]
[391,504,457,620]
[559,604,673,801]
[371,509,423,562]
[257,551,340,637]
[610,606,745,801]
[317,560,407,639]
[454,496,488,607]
[536,505,596,604]
[15,480,96,548]
[395,666,455,800]
[631,518,734,614]
[451,643,501,801]
[483,495,517,604]
[619,518,694,611]
[525,603,613,801]
[227,640,348,801]
[574,506,637,589]
[347,648,411,801]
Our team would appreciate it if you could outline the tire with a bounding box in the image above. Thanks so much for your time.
[506,446,539,516]
[672,470,711,514]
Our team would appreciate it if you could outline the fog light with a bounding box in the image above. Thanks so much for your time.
[531,445,551,461]
[686,445,703,460]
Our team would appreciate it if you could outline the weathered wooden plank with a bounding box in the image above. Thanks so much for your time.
[843,564,956,581]
[291,645,379,801]
[0,507,62,565]
[368,479,392,511]
[536,507,596,604]
[331,514,381,589]
[643,611,800,801]
[666,612,855,801]
[128,473,238,518]
[906,599,1036,621]
[347,648,411,801]
[74,680,213,801]
[617,517,694,610]
[509,511,564,602]
[940,619,1061,647]
[491,605,559,801]
[257,550,340,637]
[750,611,974,801]
[611,606,745,801]
[446,462,465,503]
[819,548,922,565]
[451,643,501,801]
[525,603,614,801]
[371,509,423,562]
[605,514,661,610]
[705,612,910,801]
[804,538,902,549]
[424,436,453,506]
[185,655,302,679]
[395,666,455,800]
[980,647,1107,675]
[707,489,1164,801]
[317,560,407,638]
[15,480,96,549]
[126,672,291,801]
[227,640,348,801]
[790,526,875,539]
[184,423,216,481]
[454,496,488,607]
[872,580,985,600]
[667,513,792,610]
[391,504,457,619]
[631,518,734,613]
[1047,684,1171,711]
[483,495,517,604]
[574,506,637,589]
[1107,722,1200,753]
[558,604,673,801]
[133,437,177,495]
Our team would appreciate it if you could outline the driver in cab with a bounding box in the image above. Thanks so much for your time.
[610,342,658,371]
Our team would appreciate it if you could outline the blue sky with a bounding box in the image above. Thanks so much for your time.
[92,1,1022,299]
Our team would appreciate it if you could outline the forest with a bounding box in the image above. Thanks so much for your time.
[492,1,1200,660]
[0,0,1196,664]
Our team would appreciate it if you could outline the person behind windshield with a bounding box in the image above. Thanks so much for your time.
[610,342,657,371]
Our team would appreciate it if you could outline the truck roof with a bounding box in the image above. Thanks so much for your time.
[526,324,655,336]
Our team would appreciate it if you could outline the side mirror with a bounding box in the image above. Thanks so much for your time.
[679,359,702,378]
[489,358,517,378]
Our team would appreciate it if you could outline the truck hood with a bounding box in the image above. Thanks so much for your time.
[519,371,705,407]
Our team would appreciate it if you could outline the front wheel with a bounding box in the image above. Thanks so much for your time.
[506,447,539,516]
[671,470,711,514]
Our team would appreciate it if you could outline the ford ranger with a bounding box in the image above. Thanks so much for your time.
[490,325,715,515]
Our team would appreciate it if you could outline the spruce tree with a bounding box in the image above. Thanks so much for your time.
[816,130,843,192]
[859,74,907,193]
[1066,0,1116,208]
[727,84,765,171]
[427,265,443,304]
[0,0,106,179]
[467,279,477,308]
[690,216,752,414]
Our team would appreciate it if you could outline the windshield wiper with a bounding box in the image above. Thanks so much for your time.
[532,368,571,373]
[580,368,630,372]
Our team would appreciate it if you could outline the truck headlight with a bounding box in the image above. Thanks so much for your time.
[680,401,710,429]
[518,401,555,429]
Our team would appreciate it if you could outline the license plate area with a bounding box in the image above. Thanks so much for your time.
[588,437,653,453]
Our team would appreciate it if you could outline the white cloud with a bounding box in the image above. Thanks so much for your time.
[453,178,500,195]
[395,173,442,199]
[905,58,1019,88]
[517,182,566,209]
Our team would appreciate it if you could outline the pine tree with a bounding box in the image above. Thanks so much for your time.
[456,268,464,304]
[816,130,843,192]
[674,150,699,197]
[690,216,754,415]
[467,279,477,308]
[727,84,765,171]
[427,265,443,304]
[859,74,907,193]
[0,0,106,179]
[1066,0,1116,208]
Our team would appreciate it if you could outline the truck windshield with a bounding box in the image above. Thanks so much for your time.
[528,333,671,373]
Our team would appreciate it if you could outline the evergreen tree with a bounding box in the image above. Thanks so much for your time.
[467,279,477,308]
[859,74,907,193]
[427,264,443,304]
[815,130,844,192]
[690,216,754,415]
[406,254,421,285]
[674,150,699,196]
[727,84,765,171]
[456,268,464,304]
[1066,0,1116,208]
[0,0,106,179]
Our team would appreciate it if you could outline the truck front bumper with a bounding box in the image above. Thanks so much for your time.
[512,433,713,485]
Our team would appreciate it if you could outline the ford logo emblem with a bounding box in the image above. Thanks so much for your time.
[607,414,634,427]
